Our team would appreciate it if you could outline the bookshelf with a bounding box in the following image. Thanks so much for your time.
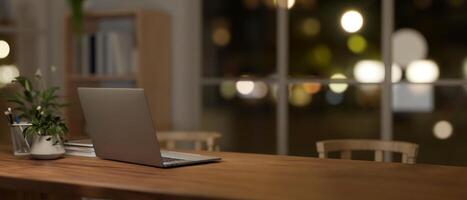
[64,10,172,137]
[70,74,136,82]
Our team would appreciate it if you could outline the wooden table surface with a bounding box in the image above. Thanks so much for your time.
[0,147,466,200]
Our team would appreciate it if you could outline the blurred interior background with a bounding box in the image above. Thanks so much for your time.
[0,0,467,166]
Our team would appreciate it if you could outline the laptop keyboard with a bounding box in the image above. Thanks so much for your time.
[162,157,185,163]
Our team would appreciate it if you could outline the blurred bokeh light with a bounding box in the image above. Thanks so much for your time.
[0,40,10,59]
[340,10,363,33]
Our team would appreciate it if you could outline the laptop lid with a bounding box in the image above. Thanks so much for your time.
[78,88,164,166]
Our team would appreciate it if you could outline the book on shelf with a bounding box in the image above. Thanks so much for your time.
[80,33,90,75]
[89,34,97,74]
[75,18,137,78]
[96,32,106,76]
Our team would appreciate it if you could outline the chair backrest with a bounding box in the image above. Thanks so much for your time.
[316,139,419,164]
[157,131,221,151]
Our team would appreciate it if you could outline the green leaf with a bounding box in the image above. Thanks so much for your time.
[7,76,69,138]
[14,76,33,92]
[24,80,32,92]
[42,87,59,102]
[67,0,85,34]
[23,90,33,102]
[6,98,24,106]
[13,93,25,102]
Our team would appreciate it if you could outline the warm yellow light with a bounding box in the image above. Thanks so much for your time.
[433,120,453,140]
[302,83,321,94]
[406,60,439,83]
[0,40,10,59]
[301,18,320,37]
[354,60,384,83]
[212,27,231,47]
[347,34,367,54]
[274,0,296,9]
[289,85,311,107]
[353,60,402,83]
[340,10,364,33]
[236,81,269,99]
[287,0,295,9]
[311,44,332,66]
[250,81,269,99]
[329,73,348,93]
[220,81,236,100]
[236,80,255,95]
[0,65,19,85]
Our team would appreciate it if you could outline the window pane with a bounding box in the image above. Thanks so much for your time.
[202,0,277,77]
[289,0,382,79]
[0,34,14,64]
[395,0,467,79]
[289,83,381,158]
[0,33,16,144]
[202,84,276,153]
[393,85,467,166]
[0,33,20,86]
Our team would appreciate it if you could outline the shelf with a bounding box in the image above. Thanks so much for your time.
[0,26,46,34]
[65,10,172,137]
[70,75,137,82]
[82,10,137,19]
[65,11,136,22]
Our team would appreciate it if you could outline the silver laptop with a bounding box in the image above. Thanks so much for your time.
[78,87,221,168]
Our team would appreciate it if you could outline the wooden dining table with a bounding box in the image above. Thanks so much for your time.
[0,146,466,200]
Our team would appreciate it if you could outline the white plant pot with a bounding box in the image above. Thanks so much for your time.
[30,136,65,160]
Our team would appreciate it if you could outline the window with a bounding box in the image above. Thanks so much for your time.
[0,1,52,143]
[392,0,467,165]
[202,0,277,154]
[201,0,467,165]
[0,1,52,84]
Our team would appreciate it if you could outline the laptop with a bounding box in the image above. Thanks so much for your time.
[77,87,221,168]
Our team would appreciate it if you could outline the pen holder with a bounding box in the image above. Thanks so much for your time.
[10,123,32,156]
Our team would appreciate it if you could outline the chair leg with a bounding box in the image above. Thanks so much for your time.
[375,151,384,162]
[207,138,215,152]
[194,141,203,151]
[318,152,326,158]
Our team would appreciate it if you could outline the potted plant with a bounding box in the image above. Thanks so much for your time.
[67,0,86,35]
[7,74,68,159]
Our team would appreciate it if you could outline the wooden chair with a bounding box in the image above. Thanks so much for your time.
[157,131,222,151]
[316,139,419,164]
